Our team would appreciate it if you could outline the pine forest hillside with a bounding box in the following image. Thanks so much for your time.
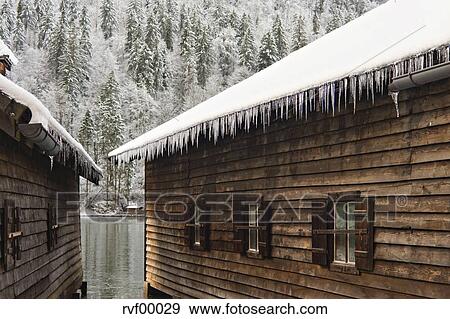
[0,0,382,208]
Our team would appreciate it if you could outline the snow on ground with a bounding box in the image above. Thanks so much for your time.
[0,74,102,177]
[110,0,450,164]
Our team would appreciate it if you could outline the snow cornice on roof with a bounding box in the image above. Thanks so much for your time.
[0,75,102,184]
[109,0,450,165]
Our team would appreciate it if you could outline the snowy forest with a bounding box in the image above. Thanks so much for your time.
[0,0,382,209]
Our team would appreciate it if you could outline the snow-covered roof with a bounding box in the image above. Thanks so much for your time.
[109,0,450,164]
[0,40,19,65]
[0,74,102,183]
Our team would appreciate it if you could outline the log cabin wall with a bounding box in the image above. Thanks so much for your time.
[145,78,450,299]
[0,128,82,298]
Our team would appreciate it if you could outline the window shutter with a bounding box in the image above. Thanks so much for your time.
[3,200,20,270]
[311,197,333,266]
[355,197,375,271]
[0,202,4,270]
[184,203,195,248]
[47,204,58,251]
[258,200,272,258]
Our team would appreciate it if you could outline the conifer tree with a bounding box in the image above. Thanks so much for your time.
[312,2,322,35]
[161,0,176,51]
[291,14,308,52]
[217,29,238,85]
[196,26,213,88]
[326,0,345,33]
[17,0,36,32]
[257,31,279,71]
[14,16,26,51]
[272,15,288,59]
[0,0,15,46]
[36,0,54,49]
[48,0,68,77]
[58,23,83,129]
[78,109,95,153]
[79,6,92,59]
[145,10,160,49]
[125,0,142,53]
[100,0,117,40]
[239,28,256,71]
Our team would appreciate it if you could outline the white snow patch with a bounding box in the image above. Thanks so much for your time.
[110,0,450,164]
[0,39,19,65]
[0,74,102,180]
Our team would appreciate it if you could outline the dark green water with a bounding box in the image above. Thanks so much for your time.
[81,217,145,299]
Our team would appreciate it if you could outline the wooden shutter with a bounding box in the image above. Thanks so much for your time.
[3,200,22,271]
[311,197,333,266]
[258,201,272,258]
[0,202,4,270]
[355,197,375,271]
[47,204,58,251]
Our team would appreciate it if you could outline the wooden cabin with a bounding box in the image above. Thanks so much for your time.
[110,0,450,298]
[0,43,102,298]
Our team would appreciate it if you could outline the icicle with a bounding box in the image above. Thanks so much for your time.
[389,91,400,118]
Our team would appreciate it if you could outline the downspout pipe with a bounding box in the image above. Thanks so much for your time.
[389,60,450,91]
[18,123,61,156]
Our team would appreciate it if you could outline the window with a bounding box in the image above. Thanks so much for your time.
[311,193,374,274]
[184,202,210,251]
[248,205,259,253]
[334,202,355,265]
[232,194,272,259]
[194,206,201,246]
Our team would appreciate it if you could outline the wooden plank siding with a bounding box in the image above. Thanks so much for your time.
[0,129,83,299]
[144,79,450,299]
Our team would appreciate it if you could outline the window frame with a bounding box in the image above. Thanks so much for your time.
[248,204,259,253]
[311,192,375,275]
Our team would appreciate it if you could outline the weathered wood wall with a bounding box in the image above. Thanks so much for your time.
[145,79,450,298]
[0,129,82,298]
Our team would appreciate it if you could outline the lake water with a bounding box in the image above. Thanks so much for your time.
[81,217,145,299]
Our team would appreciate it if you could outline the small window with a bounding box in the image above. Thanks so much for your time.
[194,206,201,246]
[334,202,356,265]
[184,202,210,251]
[311,193,375,274]
[248,205,259,253]
[232,194,272,259]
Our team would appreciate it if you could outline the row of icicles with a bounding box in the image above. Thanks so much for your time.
[112,45,450,166]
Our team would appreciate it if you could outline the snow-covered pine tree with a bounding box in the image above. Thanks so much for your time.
[272,15,288,59]
[125,0,142,54]
[78,109,95,153]
[153,43,171,93]
[0,0,15,46]
[97,72,124,203]
[58,22,84,130]
[145,10,160,49]
[312,1,322,36]
[79,6,92,59]
[257,31,279,71]
[100,0,117,40]
[239,28,256,72]
[161,0,177,51]
[98,71,124,156]
[17,0,36,32]
[14,14,27,51]
[216,28,238,86]
[35,0,54,49]
[196,25,213,88]
[326,0,345,33]
[291,14,308,52]
[48,0,68,77]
